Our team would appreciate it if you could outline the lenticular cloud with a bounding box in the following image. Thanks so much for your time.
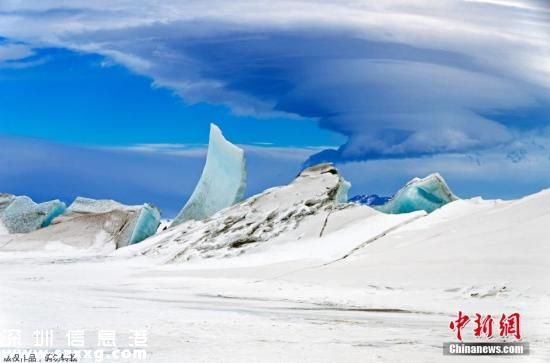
[0,0,549,161]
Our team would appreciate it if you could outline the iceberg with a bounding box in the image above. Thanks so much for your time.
[61,197,161,247]
[335,179,351,204]
[0,195,160,248]
[171,123,247,227]
[128,204,162,245]
[0,194,16,213]
[39,200,67,227]
[0,208,154,252]
[0,195,12,235]
[67,196,133,214]
[0,196,66,234]
[375,173,458,214]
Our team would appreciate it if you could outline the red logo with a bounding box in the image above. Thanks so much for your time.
[450,312,521,341]
[473,314,494,338]
[499,313,521,340]
[449,311,470,341]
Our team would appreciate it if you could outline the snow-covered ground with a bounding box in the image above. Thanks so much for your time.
[0,188,549,362]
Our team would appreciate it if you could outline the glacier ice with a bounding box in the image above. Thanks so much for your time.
[335,179,351,204]
[0,208,154,252]
[375,173,457,214]
[171,123,247,227]
[39,200,67,227]
[63,197,161,246]
[67,197,133,214]
[0,194,160,248]
[0,196,12,235]
[0,194,16,213]
[128,204,162,245]
[0,196,66,234]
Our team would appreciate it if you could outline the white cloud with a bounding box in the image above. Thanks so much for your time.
[1,1,547,87]
[110,143,322,160]
[338,134,550,199]
[0,0,548,161]
[0,43,34,62]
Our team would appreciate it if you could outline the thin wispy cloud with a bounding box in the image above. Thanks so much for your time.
[0,43,33,62]
[108,143,325,158]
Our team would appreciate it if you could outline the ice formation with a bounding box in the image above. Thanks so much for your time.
[335,179,351,204]
[0,194,15,234]
[130,163,362,262]
[375,173,458,214]
[66,197,130,214]
[128,204,162,245]
[171,123,247,227]
[0,209,152,252]
[60,197,161,247]
[39,200,67,227]
[0,195,66,234]
[0,194,160,249]
[2,185,549,362]
[0,194,16,213]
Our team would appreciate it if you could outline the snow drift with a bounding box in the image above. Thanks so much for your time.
[128,163,366,262]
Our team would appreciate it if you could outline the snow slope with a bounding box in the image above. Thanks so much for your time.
[0,219,7,235]
[124,163,362,262]
[0,177,548,361]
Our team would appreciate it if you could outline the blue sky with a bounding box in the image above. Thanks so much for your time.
[0,1,549,216]
[0,47,343,147]
[0,47,342,215]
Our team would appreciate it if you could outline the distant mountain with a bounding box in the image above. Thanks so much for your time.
[349,194,390,206]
